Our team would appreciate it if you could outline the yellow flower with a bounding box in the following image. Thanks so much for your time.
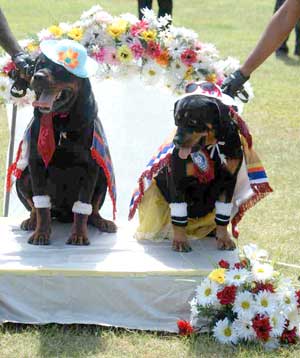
[184,66,194,80]
[141,30,157,42]
[68,27,83,41]
[48,25,63,38]
[117,45,133,63]
[26,42,39,53]
[107,19,128,38]
[206,73,217,83]
[208,268,226,284]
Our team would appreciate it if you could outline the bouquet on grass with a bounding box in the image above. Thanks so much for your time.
[188,244,300,349]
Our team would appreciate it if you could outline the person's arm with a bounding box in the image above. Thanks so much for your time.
[241,0,300,76]
[221,0,300,97]
[0,8,22,56]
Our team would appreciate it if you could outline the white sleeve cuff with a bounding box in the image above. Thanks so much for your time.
[169,202,188,217]
[215,201,233,216]
[32,195,51,208]
[72,201,92,215]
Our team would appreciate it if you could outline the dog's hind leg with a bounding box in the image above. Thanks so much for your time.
[88,168,117,233]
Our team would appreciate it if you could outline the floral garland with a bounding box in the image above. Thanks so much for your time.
[181,244,300,350]
[0,4,246,106]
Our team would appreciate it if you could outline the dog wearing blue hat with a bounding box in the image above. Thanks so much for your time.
[7,39,117,245]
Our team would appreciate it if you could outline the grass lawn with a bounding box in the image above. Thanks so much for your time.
[0,0,300,356]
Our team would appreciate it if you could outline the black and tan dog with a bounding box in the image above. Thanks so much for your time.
[131,82,244,252]
[10,41,117,245]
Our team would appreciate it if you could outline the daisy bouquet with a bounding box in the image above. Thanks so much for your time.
[189,244,300,349]
[0,4,247,105]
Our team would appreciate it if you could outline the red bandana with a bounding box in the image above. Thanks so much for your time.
[37,113,56,167]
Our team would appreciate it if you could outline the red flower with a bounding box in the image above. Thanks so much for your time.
[180,49,197,66]
[252,282,275,294]
[3,61,17,74]
[216,285,237,305]
[280,326,298,345]
[218,259,230,269]
[295,290,300,308]
[146,41,161,59]
[252,314,272,342]
[234,259,248,269]
[177,320,194,336]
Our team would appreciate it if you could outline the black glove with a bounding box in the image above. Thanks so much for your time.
[221,69,250,102]
[9,52,34,97]
[11,51,34,77]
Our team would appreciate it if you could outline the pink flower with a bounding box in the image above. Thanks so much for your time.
[194,41,203,51]
[93,48,106,63]
[3,61,17,74]
[130,41,144,59]
[94,11,113,24]
[146,41,161,59]
[103,47,120,66]
[130,20,149,36]
[180,48,197,66]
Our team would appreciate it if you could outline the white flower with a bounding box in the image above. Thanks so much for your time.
[80,5,103,20]
[167,38,187,58]
[195,278,219,306]
[59,22,72,33]
[252,262,274,283]
[213,318,238,345]
[278,288,298,314]
[168,26,198,42]
[286,309,300,330]
[120,13,138,24]
[232,318,255,341]
[255,290,277,315]
[243,244,268,264]
[157,14,172,28]
[269,312,286,337]
[142,61,164,85]
[0,76,12,103]
[233,291,256,320]
[225,268,250,286]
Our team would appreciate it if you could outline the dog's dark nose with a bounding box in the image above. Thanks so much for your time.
[33,72,48,82]
[173,128,185,147]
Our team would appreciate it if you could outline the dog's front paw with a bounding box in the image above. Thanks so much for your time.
[172,226,192,252]
[66,234,90,246]
[88,214,117,233]
[216,226,236,251]
[21,217,36,231]
[28,231,50,245]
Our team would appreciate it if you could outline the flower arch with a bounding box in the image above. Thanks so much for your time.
[0,5,243,106]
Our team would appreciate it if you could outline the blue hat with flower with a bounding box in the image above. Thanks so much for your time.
[39,39,98,78]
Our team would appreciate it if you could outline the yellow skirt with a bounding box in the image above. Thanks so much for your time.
[135,181,216,241]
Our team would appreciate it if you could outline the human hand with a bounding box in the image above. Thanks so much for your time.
[12,51,35,78]
[221,69,250,101]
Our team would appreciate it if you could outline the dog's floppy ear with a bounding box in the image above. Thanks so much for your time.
[71,78,98,122]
